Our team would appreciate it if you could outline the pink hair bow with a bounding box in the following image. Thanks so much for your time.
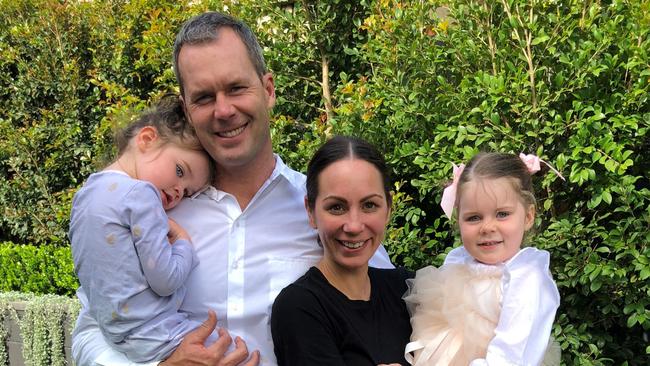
[440,163,465,219]
[518,153,565,181]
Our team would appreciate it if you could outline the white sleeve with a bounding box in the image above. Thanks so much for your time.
[369,244,394,268]
[72,288,161,366]
[478,248,560,365]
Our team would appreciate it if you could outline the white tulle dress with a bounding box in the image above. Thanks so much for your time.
[403,247,561,366]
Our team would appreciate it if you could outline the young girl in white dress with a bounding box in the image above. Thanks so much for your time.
[404,152,562,366]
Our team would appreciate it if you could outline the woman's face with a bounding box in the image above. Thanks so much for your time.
[307,158,391,271]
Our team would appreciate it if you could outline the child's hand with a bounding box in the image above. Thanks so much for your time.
[167,218,191,244]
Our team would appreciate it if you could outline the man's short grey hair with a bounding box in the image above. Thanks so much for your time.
[173,11,267,97]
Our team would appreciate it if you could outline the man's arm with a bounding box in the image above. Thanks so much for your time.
[160,311,259,366]
[72,288,143,366]
[73,289,258,366]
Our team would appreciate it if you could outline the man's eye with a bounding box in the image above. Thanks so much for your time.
[194,95,213,105]
[176,164,184,178]
[230,85,245,93]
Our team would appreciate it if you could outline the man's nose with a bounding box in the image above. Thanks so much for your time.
[213,94,235,120]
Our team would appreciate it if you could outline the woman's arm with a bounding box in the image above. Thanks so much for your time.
[271,285,345,366]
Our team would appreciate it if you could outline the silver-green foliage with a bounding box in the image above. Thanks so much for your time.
[0,292,78,366]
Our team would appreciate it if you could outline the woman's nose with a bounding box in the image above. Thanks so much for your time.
[343,211,364,234]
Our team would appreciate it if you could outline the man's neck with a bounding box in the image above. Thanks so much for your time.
[214,152,277,210]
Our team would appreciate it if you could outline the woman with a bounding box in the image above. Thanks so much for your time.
[271,136,412,366]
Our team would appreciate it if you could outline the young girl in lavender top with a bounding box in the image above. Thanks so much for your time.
[404,152,562,366]
[70,96,215,362]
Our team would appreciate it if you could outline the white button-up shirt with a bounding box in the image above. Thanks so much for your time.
[72,155,393,366]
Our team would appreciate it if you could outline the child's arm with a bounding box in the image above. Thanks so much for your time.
[167,217,190,244]
[129,184,198,296]
[472,248,560,366]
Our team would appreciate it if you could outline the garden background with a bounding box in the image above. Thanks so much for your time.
[0,0,648,364]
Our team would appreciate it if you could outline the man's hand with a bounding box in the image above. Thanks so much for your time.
[167,218,190,244]
[160,310,260,366]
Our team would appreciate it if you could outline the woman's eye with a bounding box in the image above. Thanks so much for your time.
[326,204,345,214]
[362,201,379,211]
[175,164,184,178]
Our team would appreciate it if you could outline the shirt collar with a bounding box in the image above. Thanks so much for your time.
[197,154,304,202]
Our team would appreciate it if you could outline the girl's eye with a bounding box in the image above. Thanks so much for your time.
[496,211,510,219]
[176,164,184,178]
[465,215,480,222]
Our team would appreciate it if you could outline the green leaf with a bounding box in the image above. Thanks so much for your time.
[531,35,550,45]
[602,190,612,205]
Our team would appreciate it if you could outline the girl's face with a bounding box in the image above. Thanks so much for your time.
[135,128,211,210]
[307,158,391,272]
[457,177,535,264]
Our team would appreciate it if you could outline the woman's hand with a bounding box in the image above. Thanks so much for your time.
[160,310,260,366]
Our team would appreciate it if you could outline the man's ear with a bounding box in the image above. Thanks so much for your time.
[262,72,276,109]
[135,126,159,152]
[304,196,317,229]
[524,204,536,231]
[179,95,192,125]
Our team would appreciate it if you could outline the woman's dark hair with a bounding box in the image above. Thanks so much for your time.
[306,135,391,209]
[457,152,536,209]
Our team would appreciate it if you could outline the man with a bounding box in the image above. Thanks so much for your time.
[72,11,392,366]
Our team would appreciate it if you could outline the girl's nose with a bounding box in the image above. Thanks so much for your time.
[480,218,496,233]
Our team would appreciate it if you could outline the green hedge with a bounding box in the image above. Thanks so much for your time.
[0,243,77,296]
[0,0,648,364]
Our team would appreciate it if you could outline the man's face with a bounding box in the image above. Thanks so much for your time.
[178,27,275,171]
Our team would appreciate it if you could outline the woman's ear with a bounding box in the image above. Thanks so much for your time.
[304,196,317,229]
[135,126,159,152]
[385,195,393,225]
[524,204,536,231]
